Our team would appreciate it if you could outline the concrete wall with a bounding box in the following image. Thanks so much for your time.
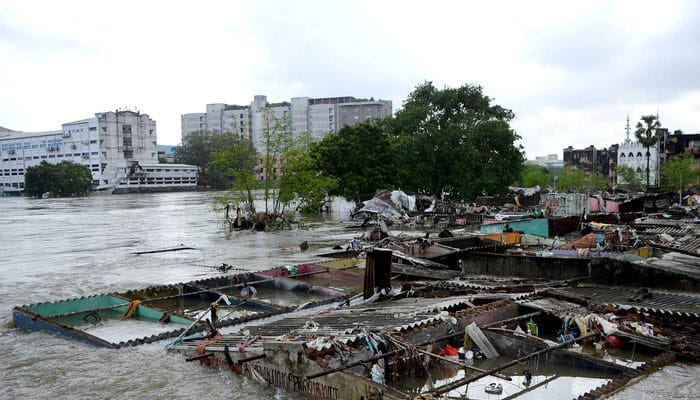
[462,252,591,280]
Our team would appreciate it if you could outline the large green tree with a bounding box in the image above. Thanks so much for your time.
[390,82,523,199]
[24,161,93,198]
[314,121,399,202]
[635,115,662,190]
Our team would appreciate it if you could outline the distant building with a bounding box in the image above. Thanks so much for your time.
[181,95,391,183]
[181,95,392,151]
[563,146,613,176]
[665,130,700,166]
[616,117,665,187]
[1,110,195,194]
[526,154,564,169]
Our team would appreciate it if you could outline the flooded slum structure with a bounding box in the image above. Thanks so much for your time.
[168,294,523,400]
[167,251,643,400]
[12,269,352,348]
[516,286,700,399]
[168,289,647,400]
[376,235,510,271]
[586,217,700,291]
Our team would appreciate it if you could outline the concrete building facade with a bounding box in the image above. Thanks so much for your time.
[1,110,158,193]
[617,141,659,186]
[181,95,392,151]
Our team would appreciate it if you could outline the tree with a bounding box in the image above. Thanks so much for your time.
[174,129,256,189]
[635,115,662,190]
[589,172,609,192]
[24,161,92,198]
[556,168,588,192]
[390,82,523,199]
[279,132,338,213]
[516,164,552,189]
[616,165,643,191]
[210,136,258,215]
[661,153,699,195]
[258,108,294,216]
[173,130,213,185]
[314,121,399,201]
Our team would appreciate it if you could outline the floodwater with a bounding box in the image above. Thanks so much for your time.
[0,191,355,400]
[1,191,698,399]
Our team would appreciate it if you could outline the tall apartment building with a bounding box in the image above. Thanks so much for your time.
[1,110,158,193]
[181,95,392,151]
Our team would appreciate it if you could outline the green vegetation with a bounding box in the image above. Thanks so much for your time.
[516,164,552,189]
[280,132,337,213]
[616,165,644,192]
[313,122,398,202]
[24,161,93,198]
[661,153,699,193]
[173,130,254,189]
[388,82,524,199]
[553,169,607,193]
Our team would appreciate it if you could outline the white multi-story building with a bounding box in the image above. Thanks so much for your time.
[181,95,392,151]
[1,110,160,194]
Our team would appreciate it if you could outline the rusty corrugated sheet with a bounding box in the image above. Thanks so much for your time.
[540,193,589,217]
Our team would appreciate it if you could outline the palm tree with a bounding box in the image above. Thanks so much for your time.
[635,115,662,191]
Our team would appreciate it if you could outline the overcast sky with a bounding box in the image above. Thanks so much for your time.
[1,0,699,159]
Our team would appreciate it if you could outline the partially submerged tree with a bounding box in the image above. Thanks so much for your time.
[635,115,662,191]
[258,108,293,216]
[24,161,92,198]
[210,135,258,227]
[390,82,523,199]
[280,132,338,213]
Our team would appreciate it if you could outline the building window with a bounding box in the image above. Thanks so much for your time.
[124,151,133,159]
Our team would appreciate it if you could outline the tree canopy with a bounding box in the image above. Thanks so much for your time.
[516,164,552,189]
[661,153,699,193]
[174,130,256,189]
[24,161,93,198]
[313,121,399,202]
[389,82,524,199]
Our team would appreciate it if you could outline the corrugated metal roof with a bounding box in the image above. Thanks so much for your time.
[550,286,700,317]
[515,297,589,318]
